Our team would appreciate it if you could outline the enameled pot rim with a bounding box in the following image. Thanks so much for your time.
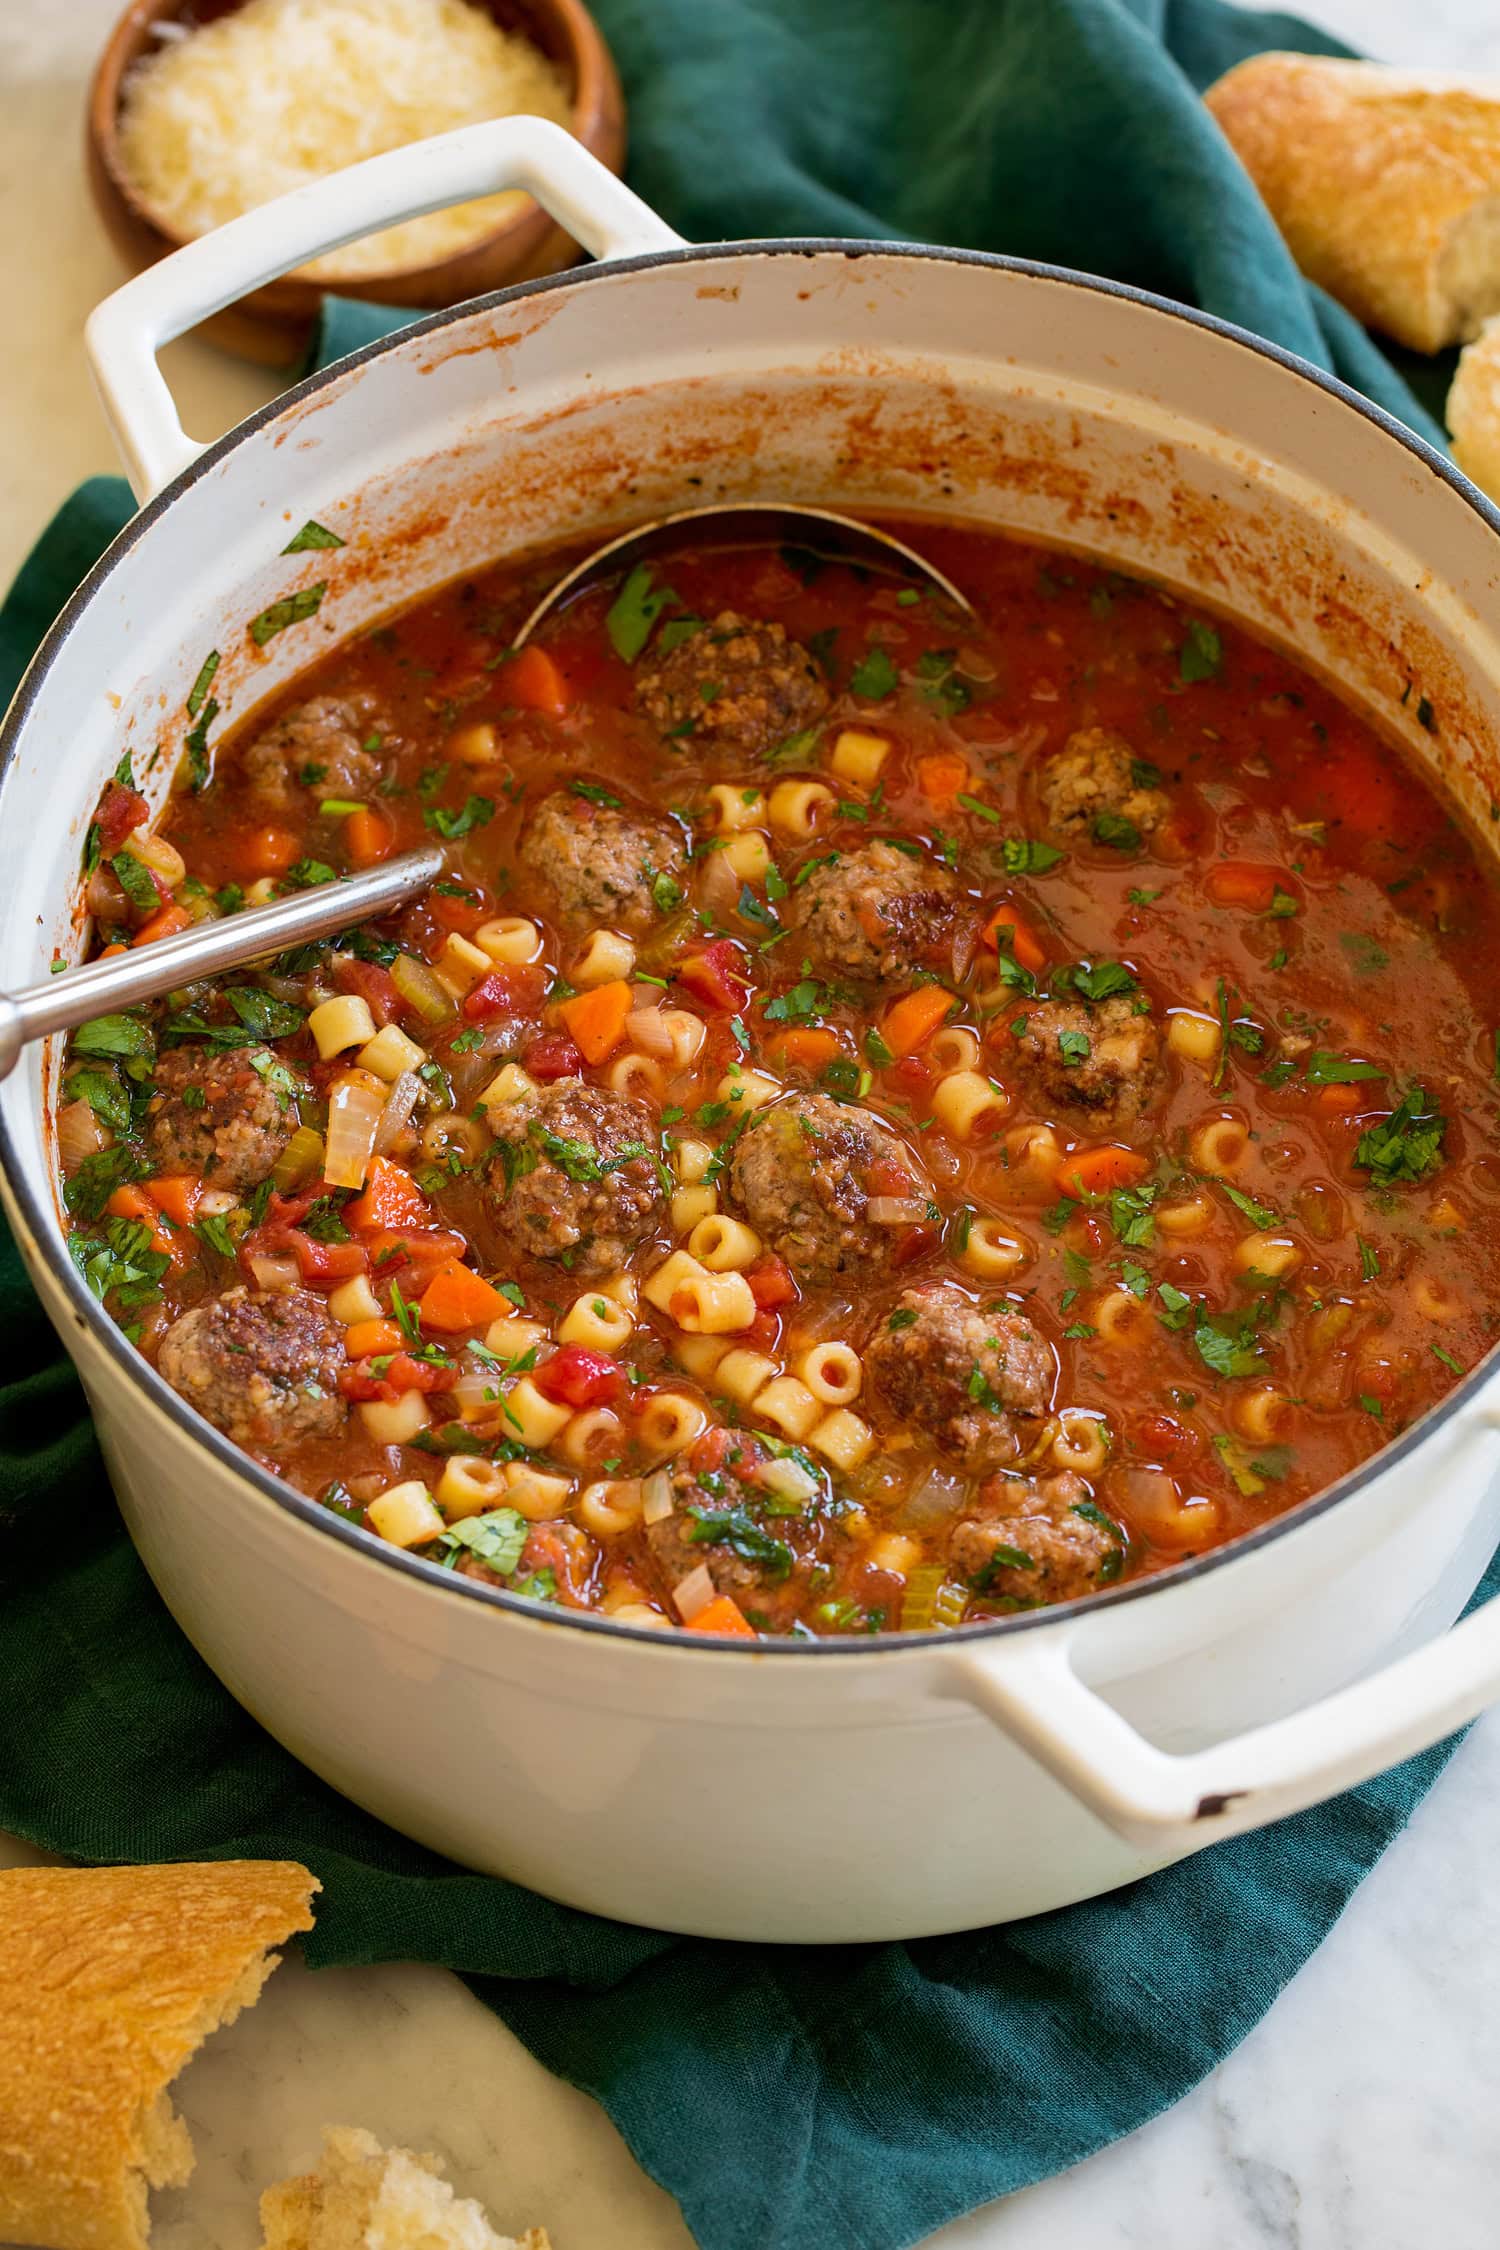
[6,235,1499,1657]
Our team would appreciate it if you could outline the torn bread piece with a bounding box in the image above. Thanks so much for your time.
[0,1860,318,2250]
[1448,316,1500,499]
[259,2126,551,2250]
[1205,54,1500,352]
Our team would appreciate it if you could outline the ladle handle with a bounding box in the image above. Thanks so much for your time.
[86,117,688,501]
[0,845,445,1082]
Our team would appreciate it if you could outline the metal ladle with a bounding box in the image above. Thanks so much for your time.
[510,503,973,647]
[0,844,445,1083]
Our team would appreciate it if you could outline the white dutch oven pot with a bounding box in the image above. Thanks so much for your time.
[6,119,1500,1942]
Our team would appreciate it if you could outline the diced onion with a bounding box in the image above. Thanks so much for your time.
[695,847,741,920]
[391,951,456,1025]
[247,1253,299,1293]
[759,1454,818,1505]
[323,1071,387,1190]
[451,1366,501,1420]
[672,1562,718,1622]
[624,1006,675,1057]
[271,1122,324,1192]
[866,1196,927,1227]
[57,1097,108,1165]
[898,1464,970,1529]
[374,1068,423,1155]
[641,1469,676,1526]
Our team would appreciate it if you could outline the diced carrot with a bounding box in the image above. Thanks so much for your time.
[343,1154,434,1234]
[769,1027,840,1070]
[880,985,955,1059]
[1313,1082,1363,1115]
[131,902,193,947]
[98,941,129,959]
[144,1174,204,1229]
[344,1317,404,1358]
[559,978,633,1065]
[505,644,570,718]
[917,751,969,803]
[1053,1144,1152,1198]
[1205,862,1281,913]
[236,824,300,879]
[104,1183,174,1255]
[981,903,1046,972]
[418,1257,509,1333]
[684,1594,758,1639]
[344,805,394,868]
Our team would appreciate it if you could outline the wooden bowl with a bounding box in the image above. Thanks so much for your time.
[86,0,627,366]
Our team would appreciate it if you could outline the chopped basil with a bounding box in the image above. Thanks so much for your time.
[1179,618,1223,683]
[1219,1183,1279,1231]
[1091,809,1140,851]
[249,583,327,646]
[185,648,220,718]
[606,565,676,663]
[1305,1049,1384,1086]
[571,779,623,807]
[282,520,345,553]
[110,852,160,917]
[71,1013,155,1061]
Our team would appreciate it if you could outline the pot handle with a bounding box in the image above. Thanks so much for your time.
[85,117,688,502]
[945,1420,1500,1848]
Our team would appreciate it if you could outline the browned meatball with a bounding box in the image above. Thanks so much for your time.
[949,1473,1120,1604]
[484,1081,665,1277]
[1038,726,1168,845]
[867,1285,1053,1472]
[240,694,387,812]
[727,1090,933,1284]
[644,1437,824,1630]
[145,1044,304,1189]
[787,840,961,983]
[635,612,829,758]
[157,1287,345,1450]
[518,787,688,933]
[1010,993,1161,1136]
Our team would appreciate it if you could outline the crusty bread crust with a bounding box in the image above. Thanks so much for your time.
[1448,317,1500,499]
[0,1861,317,2250]
[1205,54,1500,351]
[259,2126,550,2250]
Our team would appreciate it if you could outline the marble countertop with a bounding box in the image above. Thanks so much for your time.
[4,0,1500,2243]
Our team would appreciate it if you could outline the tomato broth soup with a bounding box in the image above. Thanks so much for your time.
[56,523,1500,1638]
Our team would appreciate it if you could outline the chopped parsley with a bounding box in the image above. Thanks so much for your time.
[1354,1085,1446,1186]
[999,836,1064,875]
[1179,618,1223,683]
[424,794,495,840]
[849,645,899,700]
[282,519,345,553]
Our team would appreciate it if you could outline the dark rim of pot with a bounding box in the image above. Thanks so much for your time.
[5,236,1498,1657]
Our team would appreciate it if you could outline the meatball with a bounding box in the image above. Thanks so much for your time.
[484,1081,665,1277]
[1038,726,1169,843]
[145,1043,304,1190]
[787,840,961,983]
[645,1437,824,1629]
[949,1473,1119,1604]
[727,1090,932,1284]
[157,1287,345,1451]
[518,788,688,934]
[635,612,829,759]
[240,694,386,812]
[867,1285,1053,1472]
[1011,993,1161,1135]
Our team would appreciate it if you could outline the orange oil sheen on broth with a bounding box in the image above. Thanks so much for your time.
[59,521,1500,1638]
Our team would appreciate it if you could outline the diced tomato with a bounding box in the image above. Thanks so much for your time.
[96,781,149,854]
[675,940,752,1013]
[738,1307,783,1353]
[1204,862,1283,913]
[333,955,403,1027]
[892,1222,940,1267]
[287,1231,369,1283]
[533,1344,626,1408]
[867,1157,920,1198]
[461,969,529,1024]
[430,884,493,934]
[523,1030,585,1081]
[689,1425,736,1476]
[746,1254,798,1311]
[890,1054,935,1095]
[1135,1412,1202,1462]
[338,1348,459,1402]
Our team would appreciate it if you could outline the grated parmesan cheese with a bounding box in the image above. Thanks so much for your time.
[116,0,574,283]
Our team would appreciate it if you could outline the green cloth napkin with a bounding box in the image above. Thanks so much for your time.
[1,5,1483,2246]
